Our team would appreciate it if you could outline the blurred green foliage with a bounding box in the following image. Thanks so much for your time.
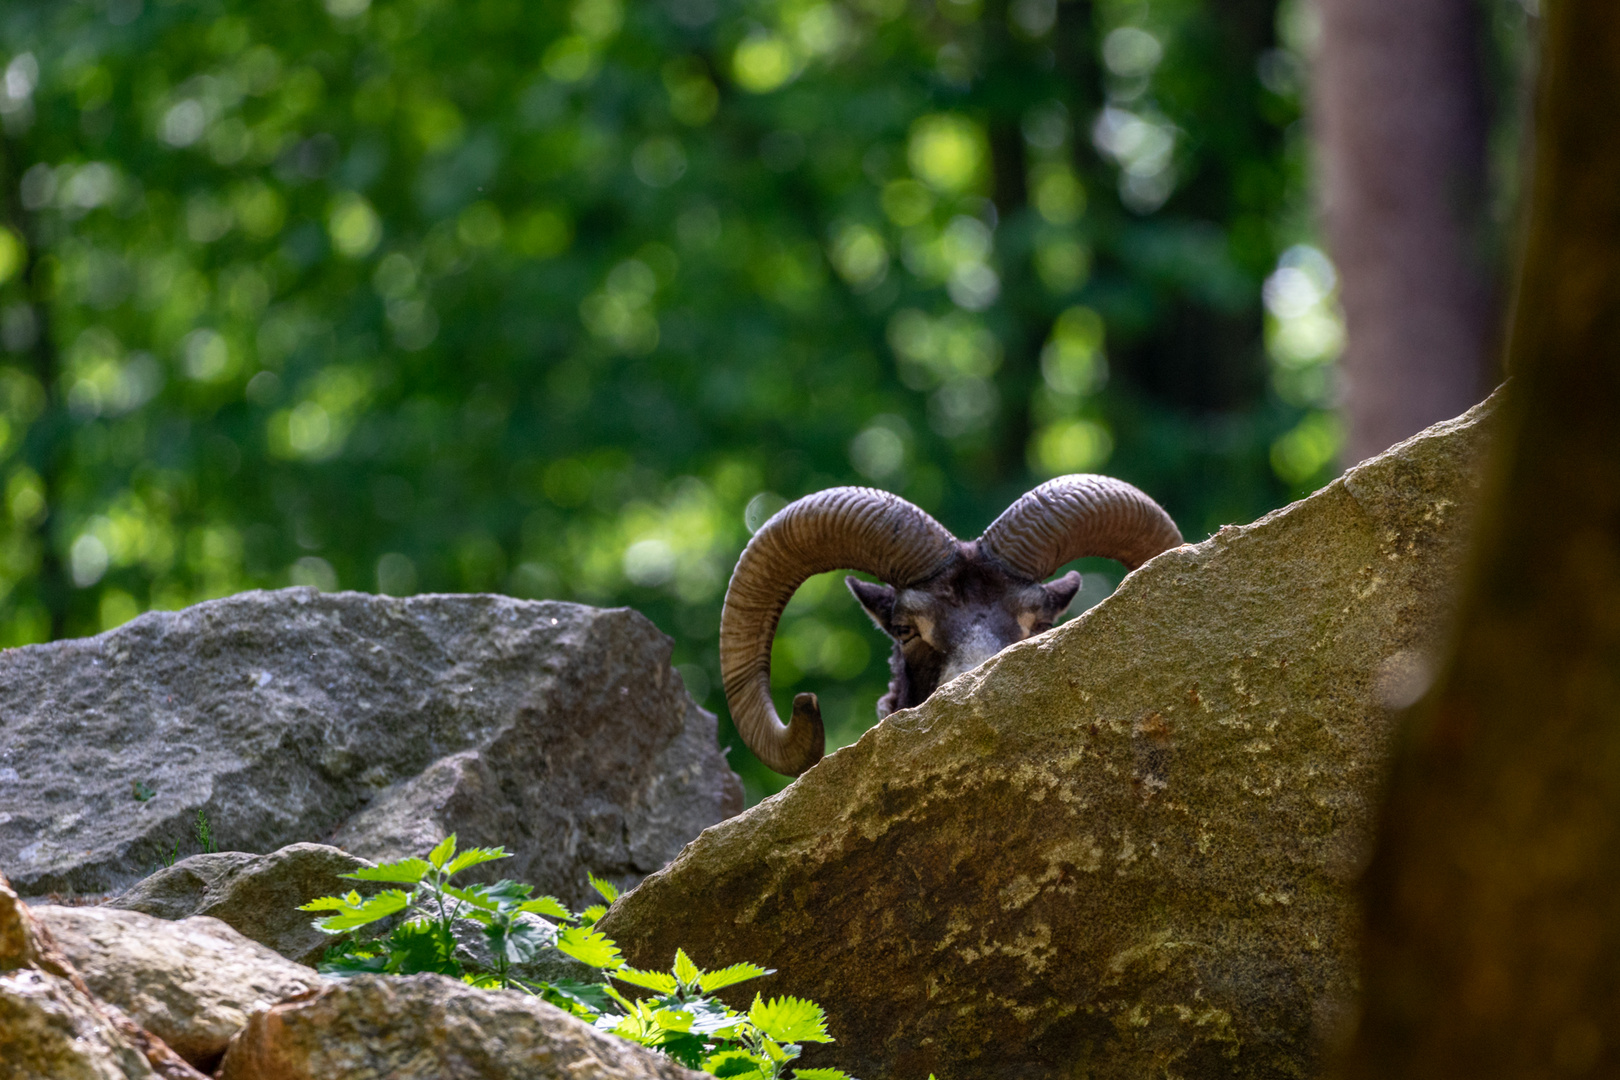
[0,0,1358,801]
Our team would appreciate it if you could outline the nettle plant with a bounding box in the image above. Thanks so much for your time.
[301,835,854,1080]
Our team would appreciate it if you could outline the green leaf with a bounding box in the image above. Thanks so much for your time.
[686,997,745,1036]
[443,845,510,877]
[555,925,624,970]
[699,961,773,992]
[792,1071,855,1080]
[428,834,458,870]
[589,872,620,903]
[613,967,678,993]
[749,995,833,1044]
[672,947,701,987]
[540,978,617,1015]
[652,1007,693,1033]
[310,889,410,932]
[385,921,461,976]
[443,882,496,910]
[298,894,352,912]
[704,1049,768,1078]
[579,904,608,926]
[655,1030,709,1069]
[343,858,432,885]
[519,895,572,919]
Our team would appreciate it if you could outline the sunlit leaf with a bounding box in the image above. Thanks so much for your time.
[519,895,572,919]
[556,924,624,970]
[613,967,678,993]
[444,846,510,876]
[749,995,832,1044]
[699,961,773,992]
[310,889,410,932]
[428,834,457,870]
[344,859,432,885]
[588,872,620,903]
[672,947,701,987]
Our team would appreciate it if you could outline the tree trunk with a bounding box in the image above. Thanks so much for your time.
[1343,2,1620,1076]
[1314,0,1494,463]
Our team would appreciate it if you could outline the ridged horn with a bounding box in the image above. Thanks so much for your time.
[720,487,958,776]
[979,474,1183,580]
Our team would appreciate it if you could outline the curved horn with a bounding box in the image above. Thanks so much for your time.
[720,487,958,776]
[979,474,1182,580]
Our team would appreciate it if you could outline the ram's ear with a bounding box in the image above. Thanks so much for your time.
[846,576,897,632]
[1042,571,1083,615]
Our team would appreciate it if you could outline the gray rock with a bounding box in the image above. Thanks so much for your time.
[0,591,742,904]
[217,972,706,1080]
[32,905,318,1071]
[600,397,1499,1079]
[109,844,375,967]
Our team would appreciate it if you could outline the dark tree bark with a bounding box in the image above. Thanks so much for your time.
[1344,2,1620,1076]
[1314,0,1495,463]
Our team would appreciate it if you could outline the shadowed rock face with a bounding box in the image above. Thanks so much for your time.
[0,591,741,904]
[600,396,1499,1079]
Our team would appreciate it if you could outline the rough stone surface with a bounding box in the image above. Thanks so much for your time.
[0,591,742,904]
[600,398,1499,1079]
[217,972,705,1080]
[1,870,205,1080]
[109,844,375,966]
[33,905,317,1070]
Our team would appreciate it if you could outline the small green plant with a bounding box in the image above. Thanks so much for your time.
[194,809,217,854]
[160,841,178,868]
[132,780,156,802]
[301,834,854,1079]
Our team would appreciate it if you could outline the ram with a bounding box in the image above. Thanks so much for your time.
[719,474,1183,775]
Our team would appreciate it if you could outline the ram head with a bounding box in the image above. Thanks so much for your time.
[719,474,1183,776]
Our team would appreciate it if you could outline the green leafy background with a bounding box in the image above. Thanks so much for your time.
[0,0,1532,800]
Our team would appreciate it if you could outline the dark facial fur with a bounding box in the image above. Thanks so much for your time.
[846,541,1082,718]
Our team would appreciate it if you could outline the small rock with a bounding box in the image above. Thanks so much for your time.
[601,396,1500,1078]
[34,905,318,1071]
[1,869,205,1080]
[110,843,375,966]
[217,972,706,1080]
[1,967,159,1080]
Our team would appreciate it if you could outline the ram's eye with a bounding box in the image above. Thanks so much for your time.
[892,623,917,641]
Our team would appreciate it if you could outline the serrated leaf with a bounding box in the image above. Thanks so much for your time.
[686,997,744,1036]
[656,1030,709,1069]
[443,845,510,876]
[699,961,773,992]
[343,858,432,885]
[652,1008,693,1033]
[496,919,550,964]
[579,904,608,926]
[443,883,496,910]
[428,834,457,869]
[518,895,572,919]
[541,978,616,1015]
[793,1071,855,1080]
[672,947,701,987]
[705,1049,768,1078]
[748,995,832,1044]
[588,872,620,903]
[385,920,460,976]
[311,889,410,932]
[298,895,351,912]
[613,967,678,993]
[555,924,624,970]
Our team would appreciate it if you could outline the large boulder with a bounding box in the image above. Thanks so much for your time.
[32,905,318,1071]
[217,972,705,1080]
[0,591,742,905]
[109,843,376,966]
[599,398,1499,1078]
